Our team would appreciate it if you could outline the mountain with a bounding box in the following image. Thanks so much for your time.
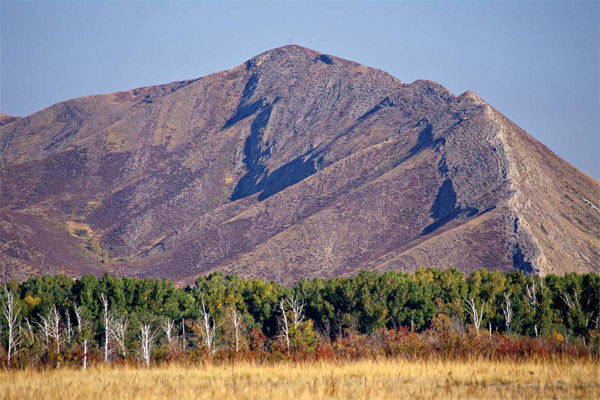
[1,45,598,284]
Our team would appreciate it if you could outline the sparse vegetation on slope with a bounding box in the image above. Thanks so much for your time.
[1,45,598,283]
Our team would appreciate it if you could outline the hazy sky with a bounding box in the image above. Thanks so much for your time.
[1,1,598,179]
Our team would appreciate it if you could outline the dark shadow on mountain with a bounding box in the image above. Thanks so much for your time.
[223,73,264,129]
[315,54,334,65]
[409,124,445,156]
[422,179,478,235]
[257,154,321,201]
[230,104,274,200]
[357,97,395,122]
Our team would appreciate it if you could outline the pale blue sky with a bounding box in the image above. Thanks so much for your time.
[1,1,598,179]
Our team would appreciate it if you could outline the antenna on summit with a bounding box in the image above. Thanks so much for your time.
[289,38,292,44]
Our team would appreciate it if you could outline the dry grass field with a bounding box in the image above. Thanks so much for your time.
[1,358,598,400]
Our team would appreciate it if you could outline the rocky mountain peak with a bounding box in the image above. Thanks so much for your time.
[0,47,598,284]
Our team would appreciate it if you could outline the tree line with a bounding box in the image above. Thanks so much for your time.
[1,268,598,368]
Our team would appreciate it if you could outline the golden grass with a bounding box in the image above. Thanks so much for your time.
[1,359,598,400]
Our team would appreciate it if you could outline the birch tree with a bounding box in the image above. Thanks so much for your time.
[227,308,243,353]
[198,299,219,354]
[21,318,35,348]
[279,298,290,350]
[2,289,21,367]
[525,276,539,336]
[525,277,537,307]
[100,294,114,362]
[288,296,305,330]
[110,315,129,358]
[48,304,62,354]
[36,313,51,353]
[138,322,158,367]
[64,311,74,346]
[464,297,485,334]
[279,296,306,350]
[37,304,62,356]
[162,318,178,355]
[73,303,90,369]
[181,318,187,354]
[561,288,580,313]
[560,286,590,333]
[502,293,512,336]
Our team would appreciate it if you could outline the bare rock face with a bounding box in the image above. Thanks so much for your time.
[1,45,598,284]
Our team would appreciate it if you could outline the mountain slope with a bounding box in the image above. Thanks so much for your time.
[1,45,598,284]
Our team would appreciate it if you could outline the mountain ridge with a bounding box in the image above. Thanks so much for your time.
[1,45,598,284]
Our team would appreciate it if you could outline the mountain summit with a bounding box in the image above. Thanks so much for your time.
[1,45,598,283]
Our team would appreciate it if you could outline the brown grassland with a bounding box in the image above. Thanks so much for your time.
[1,358,598,400]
